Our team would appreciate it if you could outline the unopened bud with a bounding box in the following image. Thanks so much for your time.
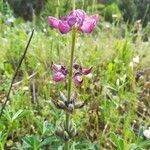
[68,121,73,131]
[67,104,74,113]
[60,91,67,103]
[55,127,64,138]
[52,100,66,110]
[60,121,66,130]
[68,126,77,138]
[63,131,69,142]
[74,102,85,109]
[57,100,66,109]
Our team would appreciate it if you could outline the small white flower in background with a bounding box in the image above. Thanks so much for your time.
[129,56,140,70]
[5,17,15,25]
[143,128,150,139]
[43,28,47,33]
[133,56,139,64]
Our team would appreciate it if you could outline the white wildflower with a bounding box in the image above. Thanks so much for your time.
[133,56,139,64]
[143,128,150,139]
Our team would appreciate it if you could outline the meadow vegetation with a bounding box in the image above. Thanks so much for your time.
[0,0,150,149]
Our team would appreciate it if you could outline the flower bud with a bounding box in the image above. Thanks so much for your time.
[52,100,66,110]
[57,100,66,109]
[59,91,67,103]
[67,104,74,113]
[74,102,85,109]
[68,125,77,138]
[60,121,66,130]
[55,127,64,138]
[68,121,73,131]
[63,131,70,142]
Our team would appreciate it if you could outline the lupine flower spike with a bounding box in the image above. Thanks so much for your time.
[48,9,99,34]
[48,9,99,148]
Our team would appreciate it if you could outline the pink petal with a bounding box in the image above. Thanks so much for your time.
[73,73,83,86]
[81,67,92,75]
[67,16,77,27]
[52,63,62,72]
[58,21,71,34]
[53,72,66,82]
[80,15,99,33]
[90,14,99,23]
[71,9,86,20]
[69,9,86,27]
[48,16,60,29]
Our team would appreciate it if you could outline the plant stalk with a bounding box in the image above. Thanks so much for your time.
[0,29,34,118]
[64,27,76,150]
[73,0,76,10]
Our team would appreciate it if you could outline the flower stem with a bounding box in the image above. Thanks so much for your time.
[73,0,76,10]
[64,27,76,150]
[0,29,34,118]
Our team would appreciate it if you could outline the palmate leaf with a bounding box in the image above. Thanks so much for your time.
[2,108,12,122]
[12,109,23,121]
[23,135,56,149]
[23,135,41,149]
[2,108,30,123]
[35,119,54,136]
[39,135,56,147]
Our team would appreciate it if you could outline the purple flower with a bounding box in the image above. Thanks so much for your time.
[73,72,83,86]
[52,63,62,72]
[52,63,68,82]
[73,63,80,70]
[48,9,99,34]
[73,64,92,86]
[80,15,99,33]
[68,9,86,27]
[53,72,66,82]
[48,16,59,29]
[51,63,92,85]
[58,21,71,34]
[80,67,93,75]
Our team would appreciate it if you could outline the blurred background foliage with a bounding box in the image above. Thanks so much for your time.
[2,0,150,26]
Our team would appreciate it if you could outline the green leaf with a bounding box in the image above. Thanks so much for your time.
[40,136,56,147]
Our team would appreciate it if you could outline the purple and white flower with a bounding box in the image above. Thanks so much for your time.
[48,9,99,34]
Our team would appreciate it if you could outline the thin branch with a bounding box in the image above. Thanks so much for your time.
[12,72,37,87]
[0,29,34,117]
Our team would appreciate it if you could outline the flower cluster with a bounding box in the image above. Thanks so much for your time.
[48,9,99,34]
[48,9,99,146]
[52,63,92,86]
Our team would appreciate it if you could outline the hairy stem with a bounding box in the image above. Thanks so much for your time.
[0,29,34,117]
[64,27,76,150]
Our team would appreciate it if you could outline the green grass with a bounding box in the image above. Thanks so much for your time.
[0,7,150,150]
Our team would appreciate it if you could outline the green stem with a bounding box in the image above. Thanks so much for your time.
[64,27,76,150]
[73,0,76,10]
[0,29,34,118]
[56,0,60,18]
